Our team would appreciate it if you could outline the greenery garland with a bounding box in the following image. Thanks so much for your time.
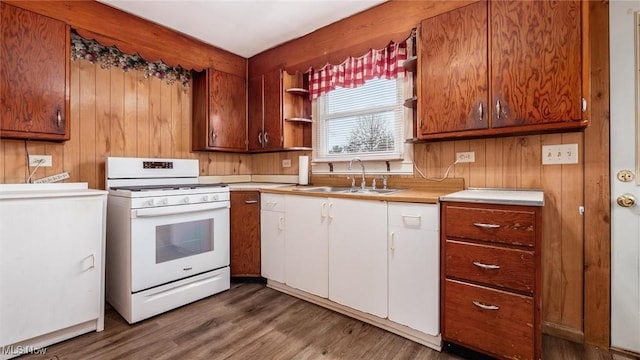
[71,31,191,87]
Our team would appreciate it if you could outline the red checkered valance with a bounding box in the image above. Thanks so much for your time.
[307,41,407,100]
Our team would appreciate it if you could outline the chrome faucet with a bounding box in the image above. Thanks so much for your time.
[348,157,366,189]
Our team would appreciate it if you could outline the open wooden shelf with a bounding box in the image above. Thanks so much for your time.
[403,56,417,72]
[285,117,313,123]
[285,87,309,96]
[403,96,417,108]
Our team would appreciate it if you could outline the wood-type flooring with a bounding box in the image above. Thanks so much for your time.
[16,282,631,360]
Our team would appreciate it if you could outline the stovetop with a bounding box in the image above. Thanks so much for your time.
[110,183,228,192]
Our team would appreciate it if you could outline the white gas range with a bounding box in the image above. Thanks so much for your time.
[105,157,230,324]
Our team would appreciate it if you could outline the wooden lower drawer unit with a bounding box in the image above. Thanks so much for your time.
[444,240,535,293]
[444,204,536,247]
[443,279,534,360]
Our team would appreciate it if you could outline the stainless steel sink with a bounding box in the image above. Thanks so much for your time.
[342,188,405,195]
[298,186,352,193]
[299,186,405,195]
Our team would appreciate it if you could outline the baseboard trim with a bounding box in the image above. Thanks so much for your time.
[610,347,640,359]
[543,321,585,344]
[266,280,442,352]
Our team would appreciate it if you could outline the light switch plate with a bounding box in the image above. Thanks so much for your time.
[282,159,292,168]
[542,144,579,165]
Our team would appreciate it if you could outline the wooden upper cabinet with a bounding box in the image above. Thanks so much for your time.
[263,69,283,151]
[192,68,247,152]
[490,0,582,128]
[0,3,70,141]
[418,0,585,140]
[419,1,488,136]
[247,68,311,152]
[248,69,282,151]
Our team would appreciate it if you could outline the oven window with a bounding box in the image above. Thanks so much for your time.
[155,219,214,263]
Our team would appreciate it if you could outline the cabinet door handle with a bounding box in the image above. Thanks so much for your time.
[244,200,258,204]
[263,131,270,145]
[321,202,327,218]
[328,202,334,219]
[389,232,395,252]
[472,300,499,310]
[210,131,217,144]
[473,222,501,229]
[478,102,484,121]
[278,216,284,231]
[258,132,263,145]
[472,261,500,270]
[56,109,62,128]
[496,99,502,120]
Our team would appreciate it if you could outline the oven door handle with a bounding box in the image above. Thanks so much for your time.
[132,201,229,218]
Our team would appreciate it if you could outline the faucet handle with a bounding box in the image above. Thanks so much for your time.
[372,178,377,189]
[347,176,356,188]
[379,175,388,189]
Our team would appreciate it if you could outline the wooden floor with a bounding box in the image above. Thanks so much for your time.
[17,282,628,360]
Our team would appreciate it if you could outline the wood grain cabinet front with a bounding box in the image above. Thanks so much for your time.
[192,68,247,151]
[248,69,311,152]
[230,191,261,277]
[418,0,585,141]
[441,201,543,360]
[0,3,70,141]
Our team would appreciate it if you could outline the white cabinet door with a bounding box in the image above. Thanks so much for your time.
[260,209,285,283]
[0,196,103,347]
[329,198,388,318]
[388,202,440,336]
[285,195,329,297]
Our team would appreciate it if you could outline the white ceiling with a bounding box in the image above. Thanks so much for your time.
[98,0,387,58]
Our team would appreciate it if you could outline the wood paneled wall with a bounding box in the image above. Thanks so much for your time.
[0,60,251,189]
[413,134,585,336]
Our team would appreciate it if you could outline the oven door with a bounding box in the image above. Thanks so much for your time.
[129,201,230,292]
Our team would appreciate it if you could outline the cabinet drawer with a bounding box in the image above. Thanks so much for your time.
[388,202,439,231]
[444,279,534,359]
[445,240,534,293]
[444,204,536,247]
[261,194,284,211]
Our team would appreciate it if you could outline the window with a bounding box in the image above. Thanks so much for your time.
[314,77,407,162]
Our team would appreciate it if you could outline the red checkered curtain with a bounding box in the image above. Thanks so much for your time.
[307,41,407,100]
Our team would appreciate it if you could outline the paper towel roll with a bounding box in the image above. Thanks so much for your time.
[298,156,309,185]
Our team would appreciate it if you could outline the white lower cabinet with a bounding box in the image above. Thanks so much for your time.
[328,198,388,318]
[284,195,329,297]
[260,194,286,283]
[261,193,442,348]
[388,202,440,336]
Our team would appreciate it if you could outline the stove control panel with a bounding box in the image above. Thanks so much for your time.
[129,192,230,209]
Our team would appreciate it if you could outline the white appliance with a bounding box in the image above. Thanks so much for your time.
[105,157,230,324]
[0,183,107,360]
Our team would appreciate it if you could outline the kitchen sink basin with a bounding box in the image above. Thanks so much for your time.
[298,186,352,193]
[299,186,405,195]
[342,188,405,195]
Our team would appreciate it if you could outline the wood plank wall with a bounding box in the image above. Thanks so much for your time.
[0,60,251,189]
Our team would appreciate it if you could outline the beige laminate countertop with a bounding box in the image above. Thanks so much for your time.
[260,185,453,204]
[227,182,294,191]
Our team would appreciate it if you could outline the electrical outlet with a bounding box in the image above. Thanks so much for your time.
[28,155,52,167]
[456,152,475,163]
[282,159,291,168]
[542,144,579,165]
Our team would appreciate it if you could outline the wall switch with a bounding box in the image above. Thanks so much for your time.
[28,155,52,167]
[282,159,292,168]
[542,144,579,165]
[456,152,475,163]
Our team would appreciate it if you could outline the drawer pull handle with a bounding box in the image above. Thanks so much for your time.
[472,261,500,270]
[472,301,499,310]
[244,200,258,204]
[473,222,501,229]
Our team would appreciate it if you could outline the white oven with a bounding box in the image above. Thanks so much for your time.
[130,197,229,292]
[105,157,231,324]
